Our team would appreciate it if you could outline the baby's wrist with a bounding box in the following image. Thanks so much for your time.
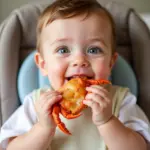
[37,122,56,136]
[97,115,114,128]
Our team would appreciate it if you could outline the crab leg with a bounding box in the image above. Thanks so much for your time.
[87,79,111,85]
[52,105,71,135]
[61,107,81,119]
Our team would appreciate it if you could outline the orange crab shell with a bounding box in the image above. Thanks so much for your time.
[58,77,111,115]
[58,78,88,114]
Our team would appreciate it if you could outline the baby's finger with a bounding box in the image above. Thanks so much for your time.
[86,87,110,103]
[86,86,108,96]
[40,91,61,106]
[88,84,108,90]
[83,99,102,112]
[41,90,61,98]
[85,93,108,108]
[85,92,105,103]
[43,95,62,111]
[83,99,96,108]
[45,92,61,100]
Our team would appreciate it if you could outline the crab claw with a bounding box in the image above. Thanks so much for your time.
[61,107,81,119]
[87,79,111,85]
[52,105,71,135]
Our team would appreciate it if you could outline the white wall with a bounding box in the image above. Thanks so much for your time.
[0,0,150,22]
[141,14,150,29]
[116,0,150,13]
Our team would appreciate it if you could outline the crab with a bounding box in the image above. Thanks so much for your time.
[51,77,111,135]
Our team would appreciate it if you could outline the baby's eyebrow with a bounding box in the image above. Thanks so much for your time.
[49,37,108,48]
[50,38,72,46]
[86,37,107,48]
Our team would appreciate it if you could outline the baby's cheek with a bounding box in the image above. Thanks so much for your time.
[47,65,66,90]
[95,64,111,79]
[47,74,61,90]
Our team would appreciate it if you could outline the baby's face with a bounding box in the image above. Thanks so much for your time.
[36,12,117,90]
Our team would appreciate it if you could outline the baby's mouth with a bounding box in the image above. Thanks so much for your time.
[65,75,93,81]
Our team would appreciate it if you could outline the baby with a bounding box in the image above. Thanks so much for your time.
[0,0,150,150]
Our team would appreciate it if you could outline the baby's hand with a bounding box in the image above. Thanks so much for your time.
[83,85,113,127]
[34,89,62,131]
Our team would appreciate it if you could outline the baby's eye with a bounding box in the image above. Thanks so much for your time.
[87,47,102,54]
[57,47,70,54]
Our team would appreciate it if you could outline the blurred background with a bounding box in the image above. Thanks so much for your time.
[0,0,150,28]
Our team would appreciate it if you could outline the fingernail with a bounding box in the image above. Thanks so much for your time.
[57,95,62,98]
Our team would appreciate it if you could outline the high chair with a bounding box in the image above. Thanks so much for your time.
[0,0,150,141]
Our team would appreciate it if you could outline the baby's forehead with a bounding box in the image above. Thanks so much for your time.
[42,11,112,34]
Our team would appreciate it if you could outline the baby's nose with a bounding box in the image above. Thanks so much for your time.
[71,58,90,68]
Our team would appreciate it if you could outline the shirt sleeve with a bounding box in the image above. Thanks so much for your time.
[119,92,150,143]
[0,92,37,149]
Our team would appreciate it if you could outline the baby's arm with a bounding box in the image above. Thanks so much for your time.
[6,90,62,150]
[98,116,147,150]
[84,86,148,150]
[7,122,54,150]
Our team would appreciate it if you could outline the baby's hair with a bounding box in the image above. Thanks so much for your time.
[36,0,116,54]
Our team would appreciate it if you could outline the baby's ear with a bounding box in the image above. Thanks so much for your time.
[34,52,48,76]
[110,52,118,69]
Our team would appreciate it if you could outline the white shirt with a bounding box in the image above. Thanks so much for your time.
[0,91,150,150]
